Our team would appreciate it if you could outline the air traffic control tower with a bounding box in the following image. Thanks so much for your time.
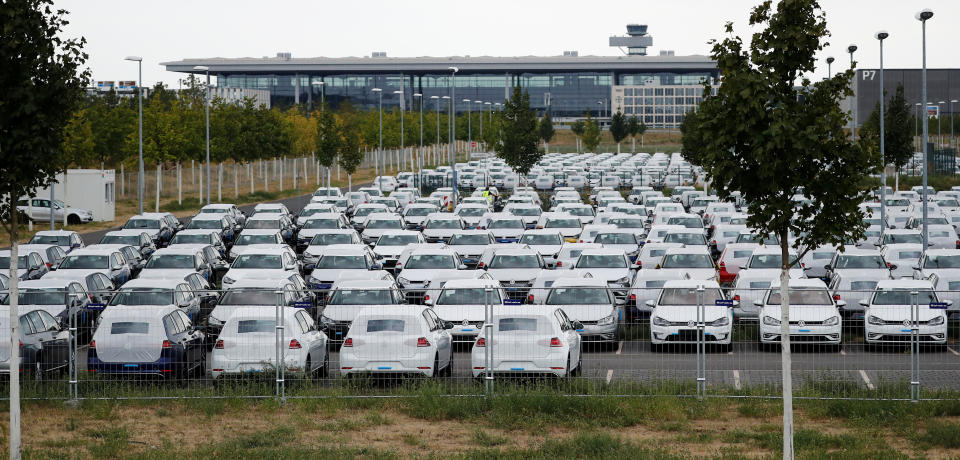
[609,24,653,56]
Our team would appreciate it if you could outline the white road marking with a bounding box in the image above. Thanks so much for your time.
[605,369,614,384]
[948,347,960,356]
[859,370,875,390]
[732,370,741,390]
[616,341,624,355]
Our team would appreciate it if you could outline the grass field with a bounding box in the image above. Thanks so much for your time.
[6,382,960,458]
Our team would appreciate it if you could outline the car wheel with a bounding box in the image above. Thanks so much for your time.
[443,354,453,378]
[67,214,81,225]
[433,355,440,378]
[570,355,582,377]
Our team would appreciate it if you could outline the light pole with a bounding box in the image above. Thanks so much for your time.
[938,101,945,148]
[313,81,326,188]
[394,90,405,172]
[193,66,211,204]
[916,103,922,153]
[372,88,383,178]
[876,31,888,231]
[826,56,834,78]
[448,66,459,206]
[952,100,959,148]
[847,44,858,142]
[442,95,450,163]
[125,56,144,215]
[463,98,472,156]
[917,8,934,256]
[414,93,423,192]
[431,96,440,165]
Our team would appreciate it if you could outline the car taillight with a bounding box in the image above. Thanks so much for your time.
[424,295,430,302]
[733,295,740,301]
[550,337,563,347]
[636,260,643,269]
[89,340,96,348]
[46,262,52,268]
[833,294,841,301]
[215,340,224,349]
[719,261,726,269]
[527,294,534,303]
[417,337,430,347]
[711,240,717,246]
[556,261,563,267]
[289,339,302,349]
[476,337,486,347]
[477,262,484,268]
[343,338,353,347]
[162,340,171,349]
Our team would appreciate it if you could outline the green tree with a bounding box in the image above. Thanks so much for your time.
[570,120,586,152]
[681,1,875,456]
[538,112,555,152]
[62,109,96,167]
[315,103,342,189]
[336,102,365,190]
[494,86,540,176]
[859,83,914,172]
[0,1,89,456]
[609,111,629,153]
[627,116,647,152]
[679,109,706,164]
[580,114,601,152]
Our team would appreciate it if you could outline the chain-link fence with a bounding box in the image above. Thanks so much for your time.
[5,285,960,401]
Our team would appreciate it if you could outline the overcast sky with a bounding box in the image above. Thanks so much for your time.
[56,0,959,88]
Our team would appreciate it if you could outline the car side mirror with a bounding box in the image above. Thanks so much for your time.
[572,321,584,331]
[753,299,763,307]
[823,264,832,270]
[199,263,210,271]
[284,263,297,271]
[859,299,869,307]
[457,264,467,270]
[836,300,847,308]
[615,297,626,306]
[645,299,655,308]
[177,298,191,308]
[370,264,381,270]
[945,300,954,307]
[912,265,921,271]
[443,320,454,330]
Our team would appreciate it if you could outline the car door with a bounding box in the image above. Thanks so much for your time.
[36,310,68,371]
[294,311,323,370]
[425,309,452,368]
[175,310,204,371]
[556,309,581,365]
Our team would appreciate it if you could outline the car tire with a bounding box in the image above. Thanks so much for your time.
[433,355,440,379]
[571,355,582,377]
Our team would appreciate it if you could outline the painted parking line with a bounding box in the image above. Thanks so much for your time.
[606,369,614,384]
[948,347,960,356]
[616,341,624,355]
[859,370,875,390]
[732,370,741,390]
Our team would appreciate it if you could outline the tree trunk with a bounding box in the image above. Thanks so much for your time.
[264,159,269,192]
[234,163,239,199]
[198,164,203,204]
[249,162,254,195]
[177,162,182,205]
[120,163,125,197]
[191,159,195,184]
[218,162,223,202]
[8,206,22,459]
[617,142,621,154]
[279,157,284,191]
[632,137,636,153]
[779,233,794,460]
[155,162,161,212]
[63,170,69,226]
[348,174,352,192]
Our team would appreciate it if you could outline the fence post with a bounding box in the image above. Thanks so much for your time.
[275,290,286,403]
[696,284,705,400]
[910,290,920,402]
[484,287,493,398]
[67,291,79,403]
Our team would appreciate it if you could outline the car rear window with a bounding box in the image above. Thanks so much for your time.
[366,319,405,332]
[237,320,275,333]
[498,318,538,332]
[110,322,149,334]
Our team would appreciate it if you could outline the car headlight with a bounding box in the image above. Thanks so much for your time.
[762,316,780,326]
[398,277,410,284]
[209,316,222,326]
[929,315,945,326]
[867,315,883,325]
[652,316,670,327]
[708,316,730,327]
[823,316,840,326]
[598,313,616,326]
[319,314,335,325]
[222,276,235,284]
[616,276,631,285]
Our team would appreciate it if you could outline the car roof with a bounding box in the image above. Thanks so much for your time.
[664,247,712,255]
[333,279,396,289]
[191,214,223,221]
[354,305,429,318]
[64,247,118,256]
[151,247,202,256]
[120,278,184,289]
[441,278,502,288]
[176,229,216,236]
[922,249,960,256]
[18,279,82,289]
[33,230,77,236]
[551,277,609,287]
[101,305,179,320]
[875,279,934,289]
[769,278,827,289]
[662,279,721,289]
[230,246,290,256]
[247,214,282,221]
[201,203,234,209]
[579,248,626,256]
[104,229,149,236]
[226,278,293,290]
[750,246,795,255]
[238,229,283,235]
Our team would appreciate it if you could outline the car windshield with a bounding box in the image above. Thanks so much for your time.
[872,289,938,305]
[187,219,220,229]
[595,233,637,245]
[2,289,66,305]
[301,208,333,217]
[0,256,27,269]
[59,255,110,269]
[365,219,402,230]
[366,319,405,333]
[667,217,703,228]
[145,254,195,269]
[565,208,593,217]
[489,219,523,229]
[405,254,457,270]
[658,288,723,306]
[253,207,283,214]
[405,207,435,216]
[372,199,397,208]
[245,219,280,229]
[850,281,878,291]
[749,254,784,269]
[303,219,340,229]
[310,234,352,246]
[520,234,562,246]
[767,288,833,305]
[546,287,610,305]
[236,234,278,245]
[545,219,580,228]
[109,288,174,306]
[170,234,210,245]
[231,254,282,269]
[30,233,70,246]
[237,320,275,333]
[883,233,923,244]
[609,218,645,228]
[490,254,539,269]
[437,288,502,305]
[328,289,396,305]
[509,208,541,217]
[220,289,278,305]
[924,255,960,268]
[449,234,490,245]
[315,255,366,269]
[124,219,159,230]
[426,219,461,229]
[661,253,715,269]
[354,208,384,217]
[110,322,149,334]
[201,208,228,214]
[458,208,486,217]
[736,234,777,244]
[885,199,910,206]
[936,200,960,207]
[576,254,626,268]
[835,255,886,269]
[377,234,420,246]
[664,233,707,245]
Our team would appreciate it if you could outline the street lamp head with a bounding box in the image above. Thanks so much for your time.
[393,90,404,95]
[826,56,835,64]
[430,95,439,99]
[413,93,422,97]
[442,96,450,99]
[312,81,324,86]
[192,65,209,71]
[916,9,933,21]
[448,66,459,73]
[475,100,482,104]
[847,44,857,54]
[484,102,491,105]
[875,30,889,40]
[952,100,959,103]
[125,56,143,62]
[462,98,470,102]
[372,88,382,92]
[938,101,945,104]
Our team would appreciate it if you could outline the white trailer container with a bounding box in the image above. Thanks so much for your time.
[30,169,116,222]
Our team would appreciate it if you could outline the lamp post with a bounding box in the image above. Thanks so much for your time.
[442,95,450,163]
[938,101,945,148]
[125,56,144,215]
[372,88,383,178]
[431,96,440,165]
[193,66,211,204]
[313,80,326,188]
[826,56,834,78]
[463,98,472,156]
[847,44,858,142]
[393,90,405,172]
[483,101,491,143]
[414,93,423,192]
[448,66,459,207]
[916,103,922,153]
[876,31,889,231]
[917,7,934,256]
[952,100,959,149]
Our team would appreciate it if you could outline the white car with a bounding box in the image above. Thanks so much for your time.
[221,247,299,288]
[360,214,406,246]
[229,230,285,260]
[757,278,842,349]
[340,306,453,378]
[470,305,582,378]
[554,243,602,270]
[428,277,507,342]
[446,231,496,268]
[533,277,620,346]
[455,204,490,229]
[319,278,405,342]
[880,243,924,279]
[306,245,379,290]
[861,279,947,346]
[593,230,643,262]
[396,248,474,303]
[480,247,545,303]
[206,278,304,333]
[568,249,634,299]
[536,213,583,243]
[481,213,526,243]
[655,247,717,281]
[648,280,732,350]
[519,230,564,268]
[402,204,439,230]
[371,230,424,272]
[912,249,960,313]
[209,307,329,378]
[422,213,466,243]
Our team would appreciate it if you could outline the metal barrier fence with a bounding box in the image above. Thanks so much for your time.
[3,285,960,401]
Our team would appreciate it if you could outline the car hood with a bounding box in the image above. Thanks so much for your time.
[433,305,488,322]
[527,244,562,257]
[547,304,616,322]
[760,305,839,322]
[739,268,805,279]
[834,268,891,279]
[422,228,458,237]
[398,269,475,283]
[138,268,195,280]
[324,304,389,322]
[446,245,487,258]
[405,215,428,224]
[867,306,943,322]
[653,305,729,322]
[570,268,631,282]
[308,268,368,283]
[223,268,287,282]
[658,268,717,281]
[362,228,398,239]
[486,268,542,283]
[488,229,523,238]
[373,246,405,258]
[44,268,109,280]
[298,228,337,240]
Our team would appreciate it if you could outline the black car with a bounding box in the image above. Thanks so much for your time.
[17,309,70,377]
